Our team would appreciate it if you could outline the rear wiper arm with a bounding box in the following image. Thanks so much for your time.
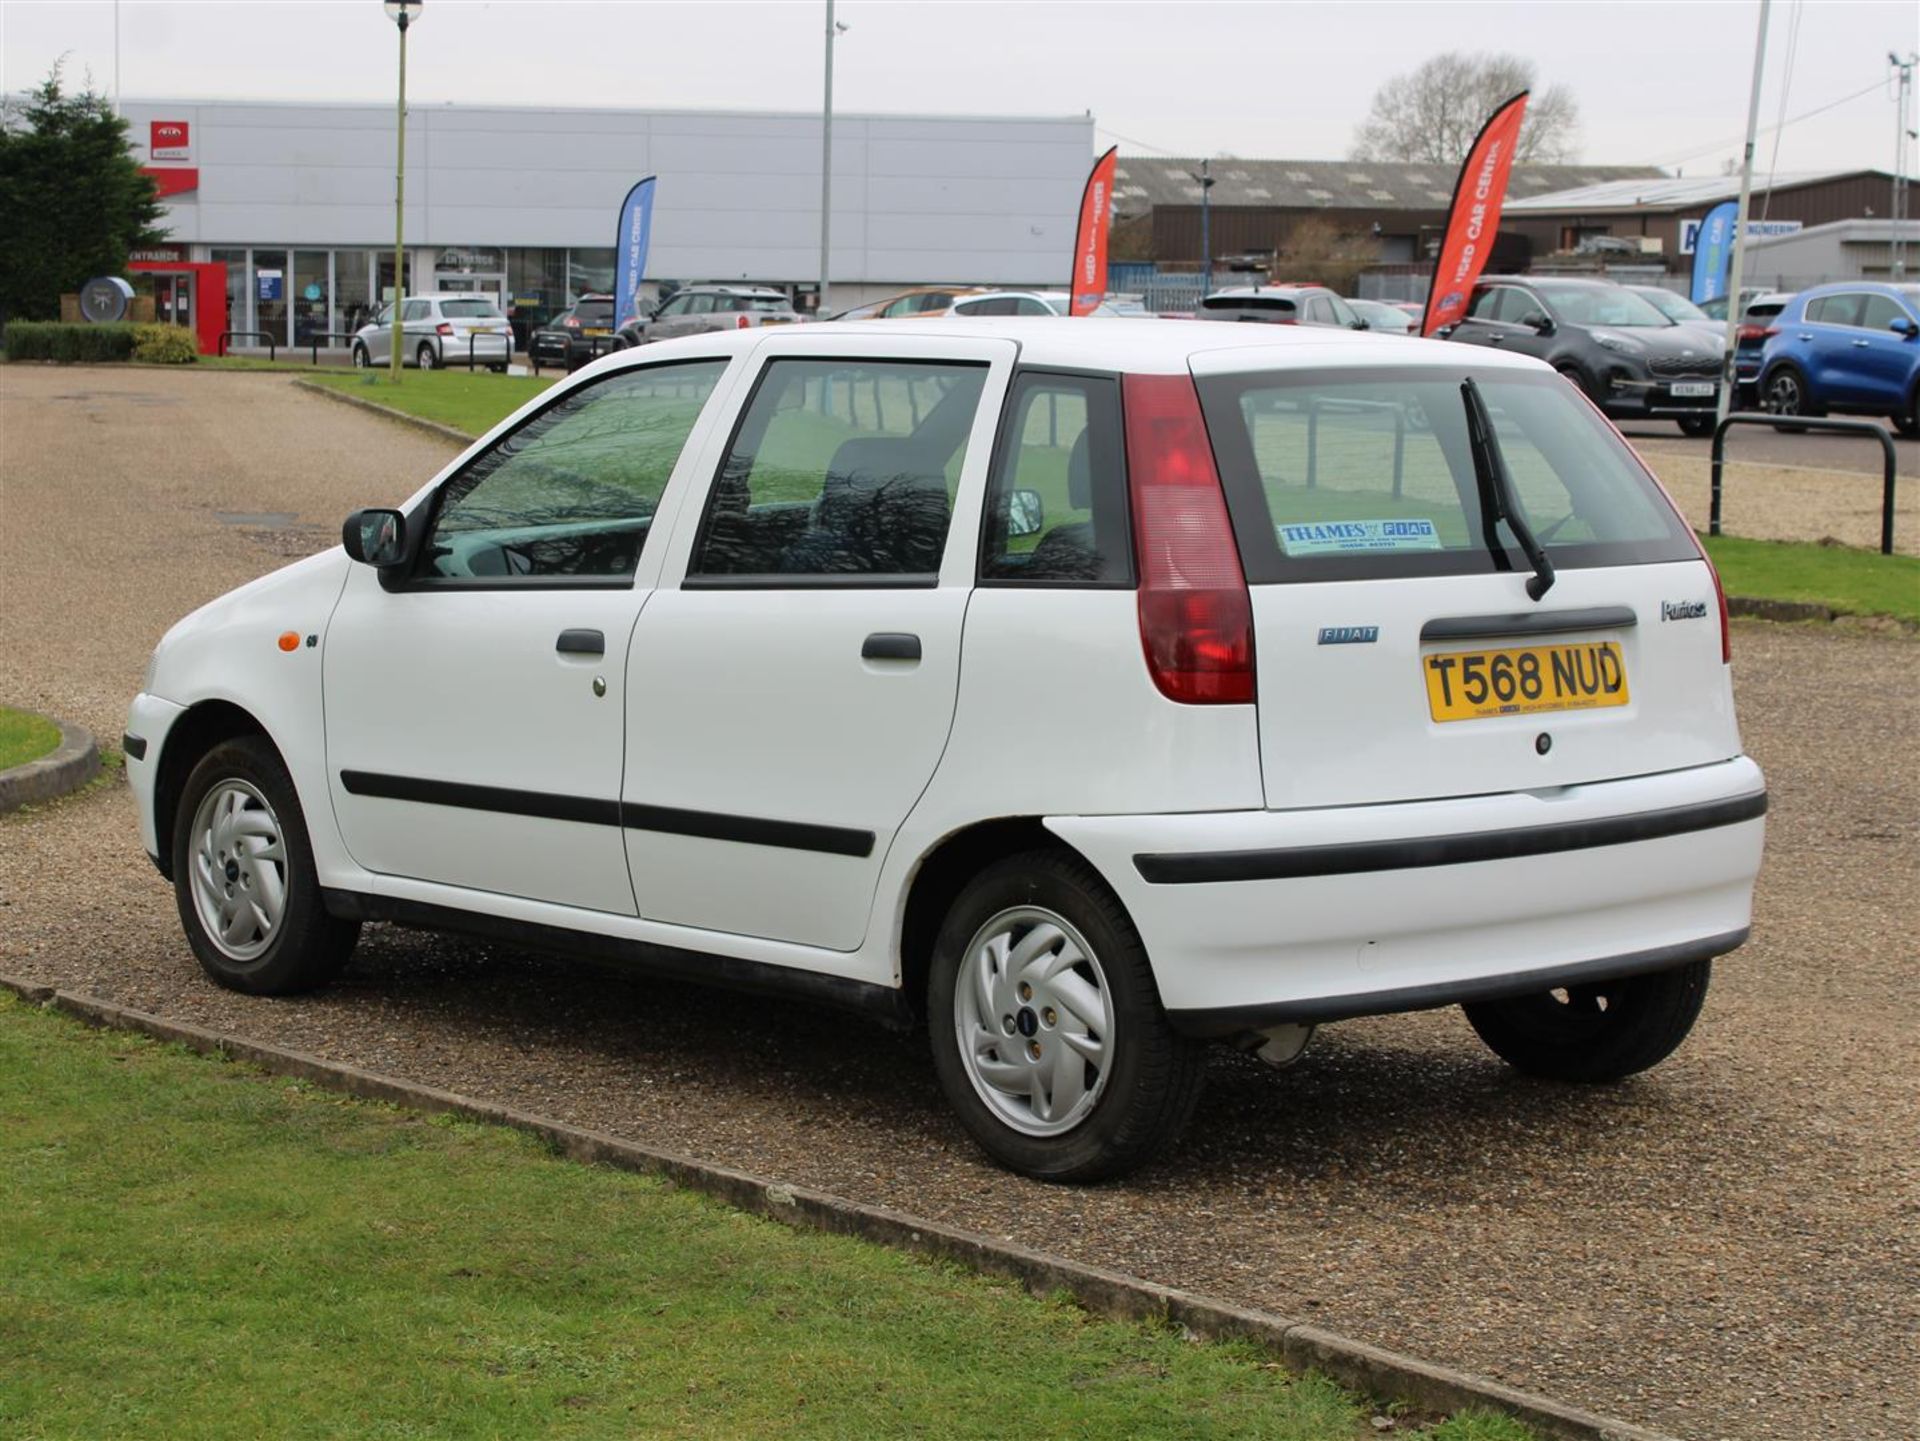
[1460,376,1556,600]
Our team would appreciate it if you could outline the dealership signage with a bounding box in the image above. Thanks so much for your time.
[1421,91,1530,337]
[150,120,191,162]
[1680,217,1801,254]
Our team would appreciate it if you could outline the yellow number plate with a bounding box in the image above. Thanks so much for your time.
[1423,641,1629,723]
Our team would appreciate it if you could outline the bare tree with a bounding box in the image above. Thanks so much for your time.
[1276,218,1381,295]
[1350,53,1581,167]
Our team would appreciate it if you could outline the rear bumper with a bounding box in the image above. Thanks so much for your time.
[1046,756,1766,1036]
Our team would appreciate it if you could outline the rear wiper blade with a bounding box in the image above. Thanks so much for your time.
[1460,376,1556,601]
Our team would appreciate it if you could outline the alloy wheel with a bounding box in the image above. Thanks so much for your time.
[1766,370,1804,415]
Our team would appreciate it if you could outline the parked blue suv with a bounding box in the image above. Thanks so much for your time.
[1754,282,1920,435]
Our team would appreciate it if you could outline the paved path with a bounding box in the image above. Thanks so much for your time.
[3,366,1917,1439]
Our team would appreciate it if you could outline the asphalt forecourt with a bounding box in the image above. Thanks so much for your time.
[2,366,1915,1440]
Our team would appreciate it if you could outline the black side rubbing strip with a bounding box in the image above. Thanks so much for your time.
[622,802,874,858]
[555,628,606,655]
[861,632,922,661]
[340,770,622,827]
[1134,789,1768,885]
[338,771,874,858]
[1420,605,1639,643]
[122,733,148,760]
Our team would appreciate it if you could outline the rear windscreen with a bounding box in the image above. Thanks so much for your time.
[1201,295,1296,315]
[440,299,503,318]
[575,301,614,323]
[741,296,790,312]
[1196,366,1698,584]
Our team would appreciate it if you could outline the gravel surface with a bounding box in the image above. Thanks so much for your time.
[3,366,1917,1440]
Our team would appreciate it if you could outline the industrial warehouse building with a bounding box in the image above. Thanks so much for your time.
[116,98,1095,350]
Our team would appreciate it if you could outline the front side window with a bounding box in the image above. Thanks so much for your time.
[656,295,691,318]
[687,358,988,583]
[1197,366,1699,584]
[1858,293,1906,331]
[980,372,1129,586]
[420,360,728,583]
[401,300,430,323]
[685,294,717,315]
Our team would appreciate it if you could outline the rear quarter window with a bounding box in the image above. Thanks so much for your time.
[1196,366,1699,583]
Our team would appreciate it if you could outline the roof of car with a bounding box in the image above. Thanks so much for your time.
[589,315,1550,381]
[674,284,790,296]
[1477,276,1613,289]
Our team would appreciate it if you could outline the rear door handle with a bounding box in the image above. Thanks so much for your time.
[862,632,921,662]
[556,628,605,656]
[1852,339,1871,348]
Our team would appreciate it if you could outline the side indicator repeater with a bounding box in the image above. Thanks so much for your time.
[277,631,301,653]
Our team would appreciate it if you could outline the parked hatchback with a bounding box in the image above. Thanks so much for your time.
[616,285,803,348]
[1753,282,1920,435]
[1443,277,1725,435]
[127,319,1765,1181]
[1195,285,1370,329]
[351,294,513,372]
[528,295,617,371]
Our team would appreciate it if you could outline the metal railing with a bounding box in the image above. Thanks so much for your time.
[1710,412,1898,555]
[303,331,356,366]
[457,333,515,371]
[218,330,276,361]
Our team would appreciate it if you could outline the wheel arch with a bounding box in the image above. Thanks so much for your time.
[896,816,1099,1023]
[151,700,280,882]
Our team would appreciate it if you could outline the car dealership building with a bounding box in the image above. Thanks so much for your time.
[117,98,1095,349]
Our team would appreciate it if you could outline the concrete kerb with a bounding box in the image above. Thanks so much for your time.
[291,377,477,447]
[0,974,1675,1441]
[0,714,100,814]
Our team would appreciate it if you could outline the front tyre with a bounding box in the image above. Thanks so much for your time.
[172,736,358,996]
[1677,414,1716,438]
[351,343,372,369]
[1462,959,1711,1083]
[928,851,1205,1182]
[416,342,441,371]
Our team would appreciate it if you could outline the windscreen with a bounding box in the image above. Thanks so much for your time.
[1537,286,1673,327]
[1196,367,1699,584]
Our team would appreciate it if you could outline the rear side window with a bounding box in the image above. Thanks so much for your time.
[686,358,987,584]
[1196,366,1698,584]
[979,372,1129,586]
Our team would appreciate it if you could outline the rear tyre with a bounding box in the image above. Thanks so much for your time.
[171,736,359,996]
[928,850,1206,1182]
[1676,415,1716,437]
[417,342,440,371]
[1462,960,1711,1083]
[351,343,372,369]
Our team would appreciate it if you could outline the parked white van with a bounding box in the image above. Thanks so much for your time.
[127,319,1766,1180]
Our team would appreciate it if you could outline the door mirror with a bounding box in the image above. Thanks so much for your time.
[1005,489,1045,539]
[342,508,406,567]
[1891,316,1919,339]
[1351,318,1371,331]
[1521,311,1555,335]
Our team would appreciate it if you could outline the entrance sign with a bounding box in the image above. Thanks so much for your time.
[1420,91,1530,338]
[150,120,191,161]
[1069,146,1118,316]
[613,176,658,332]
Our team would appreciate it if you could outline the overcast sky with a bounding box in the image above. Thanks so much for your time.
[3,0,1914,175]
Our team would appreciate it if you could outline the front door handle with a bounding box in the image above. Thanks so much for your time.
[862,632,921,662]
[1852,338,1871,348]
[556,628,605,656]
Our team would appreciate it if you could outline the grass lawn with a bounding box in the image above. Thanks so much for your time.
[303,369,557,437]
[1703,533,1920,623]
[0,994,1532,1441]
[0,707,60,770]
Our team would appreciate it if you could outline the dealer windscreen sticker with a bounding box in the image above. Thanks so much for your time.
[1277,518,1442,556]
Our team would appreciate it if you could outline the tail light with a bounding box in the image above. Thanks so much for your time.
[1122,373,1255,704]
[564,316,580,329]
[1705,547,1731,664]
[435,322,453,336]
[1734,324,1778,346]
[736,314,752,329]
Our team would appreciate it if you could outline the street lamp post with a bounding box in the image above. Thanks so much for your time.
[818,2,848,316]
[1189,158,1216,296]
[386,1,423,382]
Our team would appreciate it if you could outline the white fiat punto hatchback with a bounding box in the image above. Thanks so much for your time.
[127,319,1766,1180]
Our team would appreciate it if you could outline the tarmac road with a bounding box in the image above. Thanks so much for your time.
[2,367,1916,1440]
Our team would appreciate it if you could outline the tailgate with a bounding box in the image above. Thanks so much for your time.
[1251,563,1736,808]
[1190,353,1739,810]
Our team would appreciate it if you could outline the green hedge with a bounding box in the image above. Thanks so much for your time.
[2,321,139,362]
[131,324,198,363]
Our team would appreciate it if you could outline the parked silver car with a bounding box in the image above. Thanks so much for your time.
[351,293,514,372]
[617,285,803,347]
